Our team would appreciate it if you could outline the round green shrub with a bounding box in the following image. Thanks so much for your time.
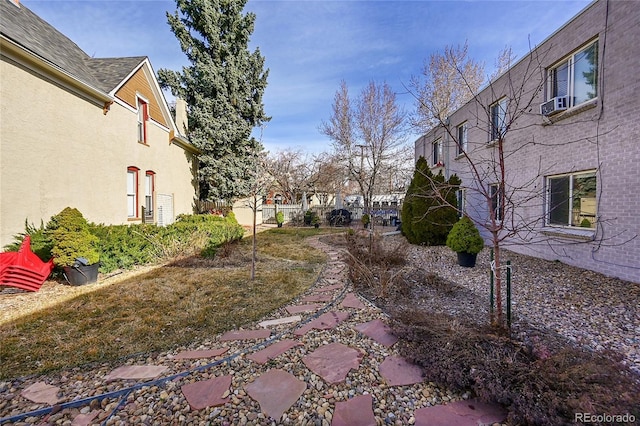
[446,216,484,255]
[47,207,100,267]
[275,211,285,224]
[361,214,370,226]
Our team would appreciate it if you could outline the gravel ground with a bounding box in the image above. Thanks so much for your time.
[395,237,640,376]
[1,233,638,425]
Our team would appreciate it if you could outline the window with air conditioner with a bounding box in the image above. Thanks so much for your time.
[547,40,598,111]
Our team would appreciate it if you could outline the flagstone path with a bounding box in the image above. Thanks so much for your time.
[2,234,507,425]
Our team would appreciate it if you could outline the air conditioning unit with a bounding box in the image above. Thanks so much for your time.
[540,96,568,116]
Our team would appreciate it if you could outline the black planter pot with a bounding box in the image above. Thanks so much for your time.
[277,223,283,228]
[456,251,477,268]
[63,263,99,286]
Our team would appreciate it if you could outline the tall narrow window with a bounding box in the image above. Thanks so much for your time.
[547,171,596,227]
[456,189,466,218]
[137,98,149,144]
[127,167,139,218]
[490,98,507,141]
[489,184,503,221]
[144,171,155,221]
[432,138,442,165]
[549,40,598,108]
[456,122,467,156]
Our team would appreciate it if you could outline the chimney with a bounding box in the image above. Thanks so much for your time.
[175,98,188,136]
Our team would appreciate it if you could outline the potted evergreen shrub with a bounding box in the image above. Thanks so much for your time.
[47,207,100,285]
[275,211,285,228]
[446,216,484,267]
[312,213,320,228]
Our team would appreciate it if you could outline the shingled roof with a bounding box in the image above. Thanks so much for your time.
[0,0,145,93]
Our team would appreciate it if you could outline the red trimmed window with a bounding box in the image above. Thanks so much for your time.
[127,166,139,218]
[137,98,149,144]
[144,171,155,221]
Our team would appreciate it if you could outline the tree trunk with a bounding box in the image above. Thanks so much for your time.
[493,241,502,326]
[251,195,257,280]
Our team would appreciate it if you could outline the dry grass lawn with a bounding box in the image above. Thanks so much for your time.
[0,227,339,379]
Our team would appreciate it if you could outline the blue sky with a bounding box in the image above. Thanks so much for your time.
[22,0,591,155]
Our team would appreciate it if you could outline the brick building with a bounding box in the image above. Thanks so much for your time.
[414,0,639,283]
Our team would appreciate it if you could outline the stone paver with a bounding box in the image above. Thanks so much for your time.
[104,365,168,381]
[247,339,303,364]
[414,399,507,426]
[71,410,99,426]
[219,329,271,341]
[379,355,423,386]
[332,394,376,426]
[181,375,232,410]
[312,284,344,293]
[340,292,366,309]
[302,342,364,384]
[245,369,306,420]
[20,382,61,405]
[354,319,398,347]
[285,303,322,314]
[258,315,301,328]
[301,293,333,303]
[294,311,350,336]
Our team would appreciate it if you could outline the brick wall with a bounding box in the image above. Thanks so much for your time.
[415,0,640,283]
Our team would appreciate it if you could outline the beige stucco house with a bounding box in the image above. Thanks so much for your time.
[0,0,199,248]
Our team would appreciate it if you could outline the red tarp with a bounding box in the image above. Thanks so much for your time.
[0,236,53,292]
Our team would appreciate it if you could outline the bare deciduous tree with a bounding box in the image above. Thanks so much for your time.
[320,80,408,217]
[410,41,484,132]
[490,45,517,81]
[244,149,272,280]
[265,148,309,204]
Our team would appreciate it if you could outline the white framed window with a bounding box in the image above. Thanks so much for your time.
[489,184,503,221]
[432,138,443,166]
[137,97,149,144]
[548,40,598,108]
[127,167,139,218]
[490,98,507,141]
[456,189,466,218]
[456,122,467,156]
[547,170,596,228]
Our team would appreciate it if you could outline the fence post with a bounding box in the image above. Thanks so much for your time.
[490,248,494,324]
[506,260,512,329]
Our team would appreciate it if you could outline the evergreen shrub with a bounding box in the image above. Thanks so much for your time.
[402,157,460,245]
[446,216,484,254]
[47,207,100,267]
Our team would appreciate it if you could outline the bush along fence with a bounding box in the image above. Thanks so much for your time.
[261,204,401,226]
[4,208,245,277]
